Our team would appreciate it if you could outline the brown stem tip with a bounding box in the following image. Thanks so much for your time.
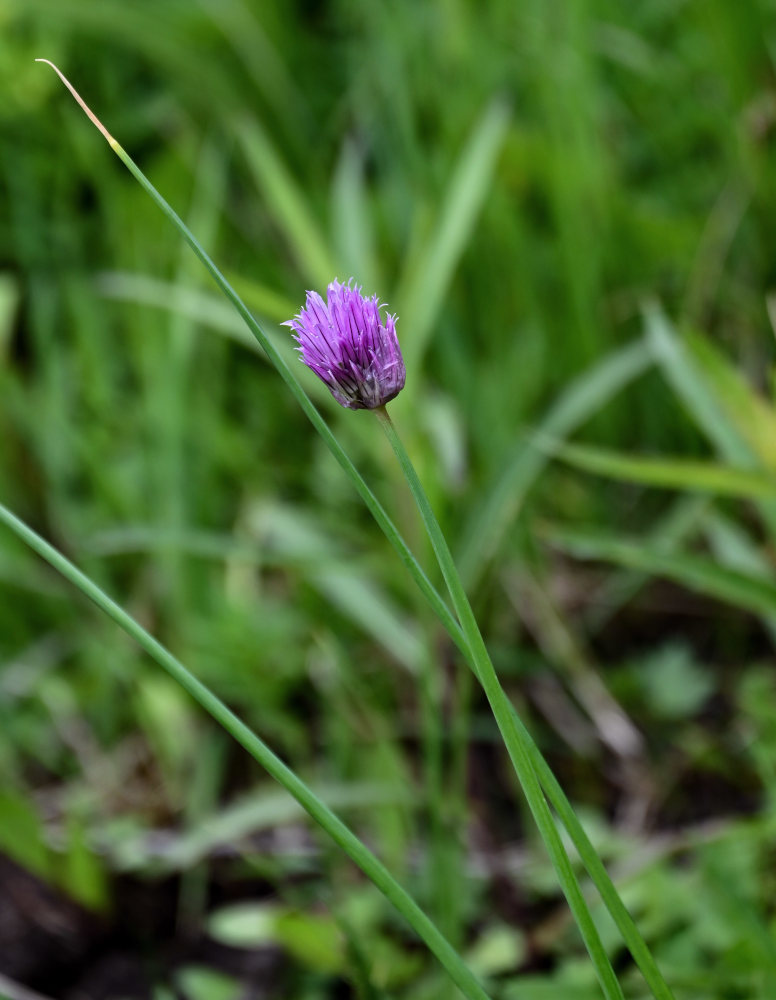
[35,58,117,148]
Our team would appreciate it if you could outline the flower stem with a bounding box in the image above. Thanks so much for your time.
[375,407,625,1000]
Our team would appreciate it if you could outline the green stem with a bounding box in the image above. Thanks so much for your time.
[33,59,456,669]
[36,60,674,1000]
[521,728,672,990]
[375,408,624,1000]
[0,501,491,1000]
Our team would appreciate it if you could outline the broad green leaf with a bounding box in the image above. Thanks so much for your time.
[636,644,714,720]
[466,925,526,977]
[209,902,346,975]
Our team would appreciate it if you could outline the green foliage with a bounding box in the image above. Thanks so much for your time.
[3,0,776,997]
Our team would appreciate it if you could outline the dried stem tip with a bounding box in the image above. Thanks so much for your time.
[35,58,117,147]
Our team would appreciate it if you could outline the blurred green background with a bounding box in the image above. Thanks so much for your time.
[3,1,776,998]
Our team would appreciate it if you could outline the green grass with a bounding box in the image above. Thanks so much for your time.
[3,2,776,998]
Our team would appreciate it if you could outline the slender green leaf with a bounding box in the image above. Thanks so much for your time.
[545,524,776,620]
[377,410,625,1000]
[644,303,752,465]
[703,510,773,582]
[98,270,296,326]
[588,495,709,632]
[236,118,335,287]
[84,513,425,673]
[0,500,492,1000]
[702,510,776,645]
[685,331,776,471]
[111,782,414,873]
[397,99,511,379]
[459,339,653,588]
[544,438,776,498]
[644,304,776,541]
[331,138,381,295]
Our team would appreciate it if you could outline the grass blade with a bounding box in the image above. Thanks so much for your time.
[458,339,653,589]
[683,331,776,471]
[644,303,751,464]
[397,99,511,379]
[703,509,773,582]
[331,138,382,295]
[544,438,776,499]
[644,303,776,542]
[545,524,776,620]
[516,718,673,1000]
[236,117,336,287]
[0,500,492,1000]
[587,495,709,632]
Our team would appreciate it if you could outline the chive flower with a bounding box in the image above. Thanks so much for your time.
[284,279,406,410]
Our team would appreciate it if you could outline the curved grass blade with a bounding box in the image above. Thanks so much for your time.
[703,509,773,582]
[458,339,653,590]
[644,303,776,543]
[544,438,776,499]
[644,303,752,465]
[684,330,776,472]
[97,270,296,327]
[545,524,776,620]
[587,495,709,633]
[396,98,511,381]
[236,117,336,287]
[0,500,492,1000]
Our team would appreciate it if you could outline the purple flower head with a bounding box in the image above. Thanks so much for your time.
[283,279,406,410]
